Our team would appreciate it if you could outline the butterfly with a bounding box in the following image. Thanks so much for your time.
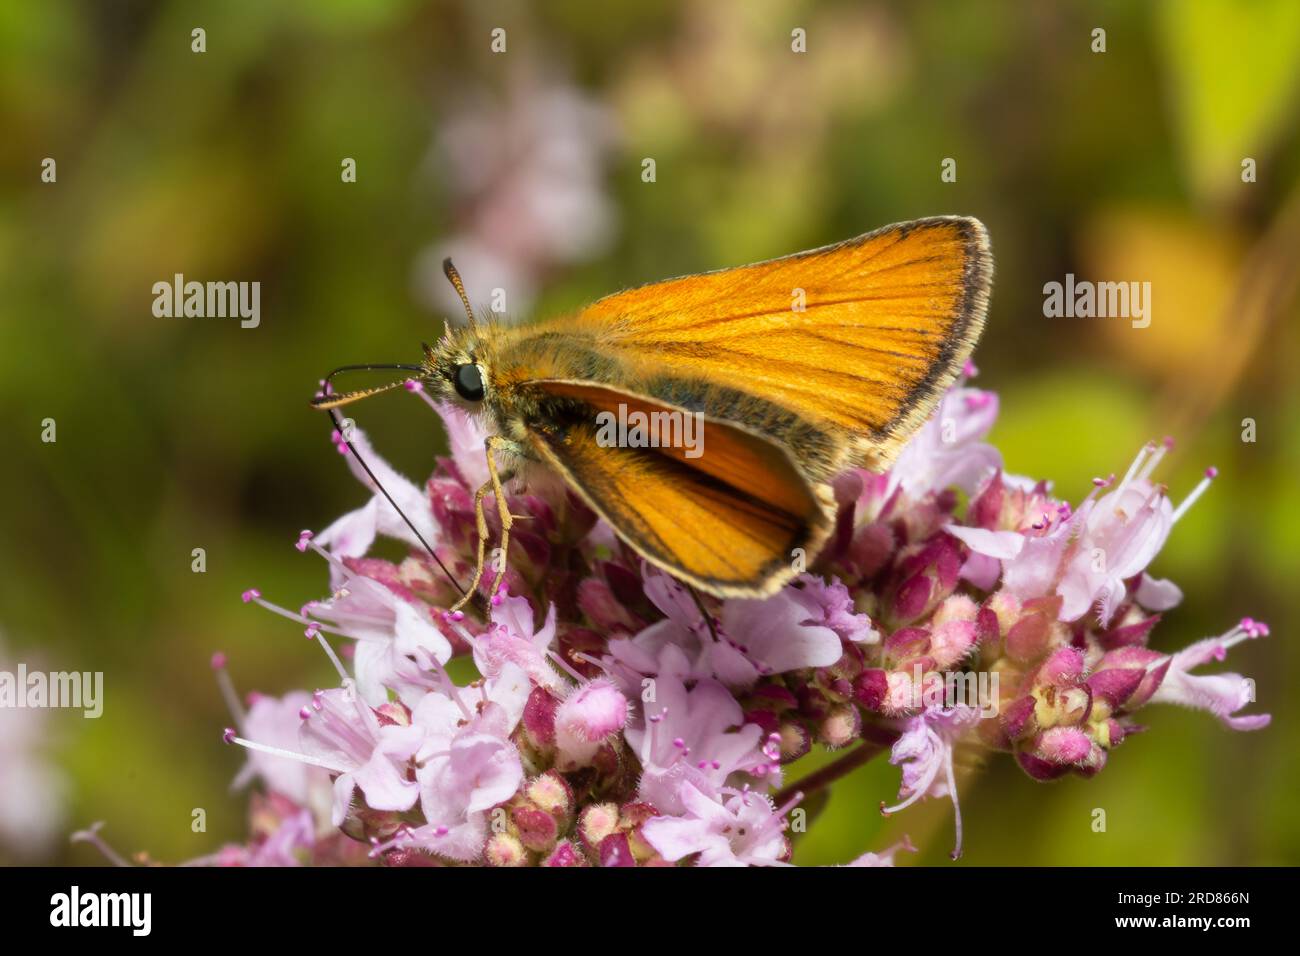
[313,216,992,612]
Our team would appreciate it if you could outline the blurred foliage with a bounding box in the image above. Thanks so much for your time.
[0,0,1297,866]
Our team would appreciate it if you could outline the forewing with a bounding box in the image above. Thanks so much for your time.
[561,216,992,464]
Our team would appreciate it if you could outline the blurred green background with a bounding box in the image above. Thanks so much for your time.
[1,0,1297,866]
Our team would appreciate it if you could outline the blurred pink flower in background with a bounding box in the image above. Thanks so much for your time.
[0,637,68,861]
[416,65,619,320]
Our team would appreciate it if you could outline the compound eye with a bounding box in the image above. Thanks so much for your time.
[453,363,485,402]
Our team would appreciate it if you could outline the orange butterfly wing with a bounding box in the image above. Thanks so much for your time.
[523,381,833,597]
[552,216,992,467]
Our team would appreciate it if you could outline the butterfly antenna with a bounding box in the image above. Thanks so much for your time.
[442,258,478,329]
[312,363,468,602]
[310,363,424,410]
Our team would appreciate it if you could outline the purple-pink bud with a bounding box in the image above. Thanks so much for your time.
[542,841,589,867]
[968,471,1004,529]
[555,679,628,768]
[934,537,964,591]
[1016,750,1071,781]
[892,574,933,623]
[1075,741,1108,778]
[1036,647,1085,687]
[522,686,558,749]
[557,679,628,743]
[511,805,560,853]
[598,832,636,867]
[1086,667,1147,710]
[929,619,978,670]
[1005,611,1051,662]
[1095,646,1168,710]
[853,669,889,711]
[1033,726,1093,765]
[975,605,1001,645]
[1098,613,1162,650]
[883,626,931,662]
[1000,695,1038,743]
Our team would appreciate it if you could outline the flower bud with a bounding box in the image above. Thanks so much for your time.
[1036,726,1093,763]
[525,770,575,825]
[598,832,636,867]
[974,605,1001,647]
[578,802,620,855]
[999,694,1038,744]
[1092,646,1168,711]
[892,573,933,623]
[511,804,560,853]
[1016,750,1070,781]
[777,719,812,762]
[555,679,629,768]
[1086,667,1147,719]
[1005,610,1050,662]
[484,832,529,867]
[522,686,558,750]
[1017,725,1093,780]
[968,471,1004,528]
[542,840,588,867]
[817,703,862,749]
[1074,740,1108,778]
[853,668,889,711]
[1097,613,1162,651]
[932,593,979,628]
[849,521,895,578]
[882,626,931,668]
[1035,647,1085,687]
[986,590,1022,633]
[930,619,978,669]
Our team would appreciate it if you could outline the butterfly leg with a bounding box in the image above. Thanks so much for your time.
[447,479,495,614]
[483,436,518,602]
[447,436,517,614]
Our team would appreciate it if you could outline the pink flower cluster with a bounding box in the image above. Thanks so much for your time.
[213,373,1269,866]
